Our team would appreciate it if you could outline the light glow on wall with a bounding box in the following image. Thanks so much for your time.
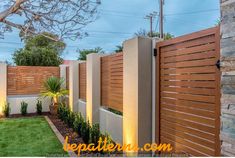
[0,63,7,116]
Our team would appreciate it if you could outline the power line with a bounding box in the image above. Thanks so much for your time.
[165,8,219,16]
[159,0,164,38]
[86,30,132,35]
[165,16,211,29]
[98,8,219,18]
[154,15,159,32]
[145,12,158,37]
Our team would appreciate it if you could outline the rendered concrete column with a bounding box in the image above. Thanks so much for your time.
[151,38,161,146]
[0,63,7,116]
[59,65,67,89]
[69,61,80,112]
[86,53,102,124]
[123,37,152,153]
[220,0,235,156]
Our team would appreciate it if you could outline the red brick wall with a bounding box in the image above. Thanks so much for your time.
[7,66,60,95]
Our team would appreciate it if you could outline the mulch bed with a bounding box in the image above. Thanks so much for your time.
[48,115,84,146]
[48,115,124,157]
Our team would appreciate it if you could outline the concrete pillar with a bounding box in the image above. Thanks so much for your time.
[0,63,7,116]
[59,65,67,89]
[123,37,152,154]
[86,53,102,124]
[151,38,161,147]
[220,0,235,156]
[69,61,80,112]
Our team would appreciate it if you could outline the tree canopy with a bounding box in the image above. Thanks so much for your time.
[12,33,65,66]
[134,28,174,40]
[0,0,100,41]
[77,47,104,60]
[115,45,123,53]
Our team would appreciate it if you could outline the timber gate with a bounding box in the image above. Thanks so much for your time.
[156,26,220,156]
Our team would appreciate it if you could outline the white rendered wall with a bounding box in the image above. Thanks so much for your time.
[78,99,86,119]
[0,63,7,115]
[7,95,51,114]
[99,107,123,144]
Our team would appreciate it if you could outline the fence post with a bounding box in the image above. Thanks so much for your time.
[0,63,7,116]
[123,37,152,155]
[86,53,102,124]
[69,61,80,112]
[151,37,161,148]
[59,65,67,89]
[220,0,235,156]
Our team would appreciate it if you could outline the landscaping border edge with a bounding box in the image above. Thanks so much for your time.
[44,116,77,157]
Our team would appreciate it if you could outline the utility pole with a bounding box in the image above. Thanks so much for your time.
[145,12,158,37]
[159,0,164,39]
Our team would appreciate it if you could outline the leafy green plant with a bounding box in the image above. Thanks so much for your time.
[57,103,64,119]
[107,108,123,116]
[21,101,28,116]
[100,133,113,154]
[41,76,68,106]
[77,47,104,60]
[81,120,91,144]
[73,113,85,135]
[60,105,69,122]
[36,100,42,115]
[3,102,10,117]
[67,111,76,128]
[13,33,65,66]
[91,123,100,146]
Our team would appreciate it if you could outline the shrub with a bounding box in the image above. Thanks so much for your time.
[100,133,113,154]
[36,100,42,115]
[67,111,76,128]
[57,103,64,119]
[21,101,28,116]
[91,123,100,146]
[107,108,123,116]
[81,120,91,144]
[41,76,68,106]
[3,102,10,117]
[62,106,69,123]
[73,113,84,135]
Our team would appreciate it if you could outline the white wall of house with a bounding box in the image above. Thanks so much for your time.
[99,107,123,144]
[7,95,51,114]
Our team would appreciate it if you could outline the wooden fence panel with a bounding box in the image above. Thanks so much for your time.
[156,26,220,156]
[79,62,86,101]
[101,53,123,112]
[7,66,60,95]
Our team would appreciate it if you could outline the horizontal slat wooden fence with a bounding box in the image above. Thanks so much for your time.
[101,53,123,112]
[79,62,87,101]
[156,26,220,156]
[7,66,60,95]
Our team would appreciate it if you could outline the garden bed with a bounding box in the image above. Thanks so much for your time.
[48,115,122,157]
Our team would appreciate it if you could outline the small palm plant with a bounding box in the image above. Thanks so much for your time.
[41,76,68,115]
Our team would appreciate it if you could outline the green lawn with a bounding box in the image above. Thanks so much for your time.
[0,117,68,157]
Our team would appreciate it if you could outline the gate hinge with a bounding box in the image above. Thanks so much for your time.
[154,48,157,56]
[215,60,221,70]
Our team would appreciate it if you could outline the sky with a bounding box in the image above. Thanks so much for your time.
[0,0,220,63]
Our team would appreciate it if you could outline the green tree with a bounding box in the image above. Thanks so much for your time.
[115,45,123,53]
[12,33,65,66]
[134,28,174,40]
[77,47,104,60]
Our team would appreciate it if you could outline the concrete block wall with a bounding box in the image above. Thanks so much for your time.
[220,0,235,156]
